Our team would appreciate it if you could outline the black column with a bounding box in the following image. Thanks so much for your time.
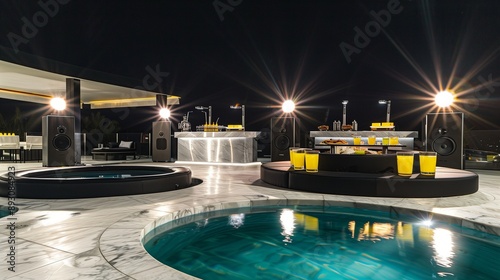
[156,94,168,108]
[66,78,81,163]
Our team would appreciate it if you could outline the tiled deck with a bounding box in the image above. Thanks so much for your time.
[1,157,499,279]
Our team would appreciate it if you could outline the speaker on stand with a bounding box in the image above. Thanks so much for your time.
[271,117,295,162]
[425,112,464,169]
[152,121,171,162]
[42,115,76,167]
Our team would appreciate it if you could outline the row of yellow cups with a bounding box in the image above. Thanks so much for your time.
[289,148,320,172]
[396,151,437,177]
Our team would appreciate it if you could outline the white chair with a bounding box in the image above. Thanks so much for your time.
[25,135,43,161]
[0,135,20,161]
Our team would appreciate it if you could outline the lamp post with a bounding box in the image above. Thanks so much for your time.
[342,100,348,126]
[195,106,212,124]
[378,100,391,122]
[230,104,245,130]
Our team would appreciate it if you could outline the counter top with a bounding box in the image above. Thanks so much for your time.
[174,131,261,138]
[310,131,418,137]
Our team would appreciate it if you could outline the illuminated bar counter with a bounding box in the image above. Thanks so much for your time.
[174,131,261,163]
[310,131,418,151]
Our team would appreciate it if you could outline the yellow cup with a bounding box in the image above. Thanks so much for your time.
[293,149,306,170]
[305,150,320,172]
[419,152,437,176]
[367,135,376,145]
[382,137,389,145]
[389,136,399,145]
[353,136,361,145]
[289,148,298,167]
[396,152,414,176]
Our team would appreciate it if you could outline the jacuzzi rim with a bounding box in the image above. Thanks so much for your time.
[0,164,194,199]
[0,164,191,183]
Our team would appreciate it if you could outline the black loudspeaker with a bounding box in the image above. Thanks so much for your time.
[152,121,171,162]
[425,112,464,169]
[42,115,75,167]
[271,117,295,162]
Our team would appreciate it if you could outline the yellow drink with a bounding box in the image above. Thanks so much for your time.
[389,136,399,145]
[396,152,414,176]
[367,135,376,145]
[305,150,320,172]
[289,148,296,167]
[419,152,437,176]
[293,149,305,170]
[382,137,389,145]
[353,136,361,145]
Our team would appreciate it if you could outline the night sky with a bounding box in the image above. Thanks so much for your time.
[1,0,500,135]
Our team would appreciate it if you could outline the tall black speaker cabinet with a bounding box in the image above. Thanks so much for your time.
[425,112,464,169]
[152,121,171,162]
[271,117,295,162]
[42,115,76,167]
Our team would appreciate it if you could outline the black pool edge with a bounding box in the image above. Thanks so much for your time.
[0,165,197,199]
[260,161,479,198]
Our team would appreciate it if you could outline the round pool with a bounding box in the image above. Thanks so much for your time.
[0,165,194,199]
[143,205,500,279]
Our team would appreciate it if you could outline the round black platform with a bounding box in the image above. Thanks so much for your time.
[261,161,478,198]
[0,165,193,199]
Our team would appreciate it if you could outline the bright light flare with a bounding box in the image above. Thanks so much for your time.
[435,90,455,108]
[159,108,171,119]
[50,97,66,111]
[282,100,295,113]
[420,220,433,227]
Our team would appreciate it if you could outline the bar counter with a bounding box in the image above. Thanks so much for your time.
[174,131,261,163]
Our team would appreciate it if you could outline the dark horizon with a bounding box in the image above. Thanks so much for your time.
[1,0,500,135]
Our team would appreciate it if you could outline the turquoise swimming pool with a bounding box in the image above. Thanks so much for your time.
[144,206,500,279]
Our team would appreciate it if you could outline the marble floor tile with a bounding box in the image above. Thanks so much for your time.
[0,237,74,279]
[5,252,128,280]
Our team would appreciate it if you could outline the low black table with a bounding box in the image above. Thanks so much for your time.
[92,148,136,160]
[260,161,478,198]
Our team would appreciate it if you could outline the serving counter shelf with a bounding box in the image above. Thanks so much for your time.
[310,130,418,151]
[317,144,406,154]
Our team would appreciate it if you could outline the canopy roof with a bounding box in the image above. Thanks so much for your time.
[0,60,180,109]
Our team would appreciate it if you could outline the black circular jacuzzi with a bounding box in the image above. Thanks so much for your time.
[0,165,193,199]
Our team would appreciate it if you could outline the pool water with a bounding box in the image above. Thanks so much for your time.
[0,209,12,219]
[144,206,500,280]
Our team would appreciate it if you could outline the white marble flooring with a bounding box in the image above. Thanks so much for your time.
[1,158,499,279]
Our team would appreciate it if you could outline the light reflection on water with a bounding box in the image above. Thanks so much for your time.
[280,208,295,244]
[432,228,455,268]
